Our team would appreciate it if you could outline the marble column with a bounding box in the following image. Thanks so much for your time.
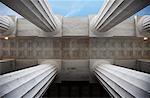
[0,63,57,98]
[1,0,60,33]
[92,60,150,98]
[91,0,150,32]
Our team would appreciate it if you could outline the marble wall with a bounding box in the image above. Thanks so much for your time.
[90,37,150,59]
[0,37,61,59]
[0,37,149,59]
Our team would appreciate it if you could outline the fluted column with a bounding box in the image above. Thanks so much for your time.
[138,16,150,35]
[92,60,150,98]
[0,64,57,98]
[1,0,60,33]
[91,0,150,32]
[0,16,15,35]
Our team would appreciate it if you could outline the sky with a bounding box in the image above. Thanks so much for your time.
[0,0,150,18]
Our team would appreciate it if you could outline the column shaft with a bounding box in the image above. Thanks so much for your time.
[92,0,150,32]
[0,64,57,98]
[1,0,59,32]
[93,62,150,98]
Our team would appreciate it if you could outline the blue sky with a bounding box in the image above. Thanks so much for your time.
[48,0,104,17]
[0,0,150,17]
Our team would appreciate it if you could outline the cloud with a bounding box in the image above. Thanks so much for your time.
[64,2,85,17]
[49,0,104,17]
[64,8,81,17]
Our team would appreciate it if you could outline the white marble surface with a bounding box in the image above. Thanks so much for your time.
[0,59,15,63]
[63,17,89,36]
[94,62,150,98]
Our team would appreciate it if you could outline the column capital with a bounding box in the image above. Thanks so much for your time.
[138,16,150,36]
[0,16,15,36]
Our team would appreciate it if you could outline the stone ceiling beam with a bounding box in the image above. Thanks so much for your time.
[1,0,59,33]
[91,0,150,32]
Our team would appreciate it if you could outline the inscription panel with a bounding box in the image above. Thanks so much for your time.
[0,37,149,59]
[90,38,150,59]
[0,37,62,59]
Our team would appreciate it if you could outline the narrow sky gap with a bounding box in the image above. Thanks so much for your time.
[0,0,149,18]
